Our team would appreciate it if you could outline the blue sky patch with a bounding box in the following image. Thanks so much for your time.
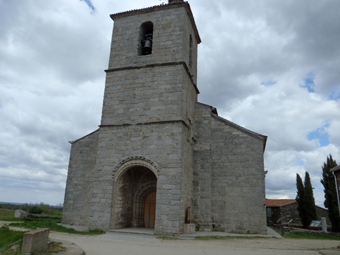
[307,122,330,147]
[295,156,304,166]
[329,88,340,101]
[300,72,315,93]
[261,80,277,86]
[80,0,95,11]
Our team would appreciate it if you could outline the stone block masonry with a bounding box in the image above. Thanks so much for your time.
[62,1,267,236]
[21,228,50,255]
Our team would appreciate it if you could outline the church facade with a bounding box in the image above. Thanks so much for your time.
[62,0,268,236]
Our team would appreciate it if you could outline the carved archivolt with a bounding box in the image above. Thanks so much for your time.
[113,156,159,181]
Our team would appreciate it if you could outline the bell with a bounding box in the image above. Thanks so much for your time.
[142,39,152,55]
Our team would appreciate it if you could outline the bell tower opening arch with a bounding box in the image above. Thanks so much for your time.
[110,157,158,229]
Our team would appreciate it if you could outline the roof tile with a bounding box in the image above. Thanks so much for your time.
[266,199,296,207]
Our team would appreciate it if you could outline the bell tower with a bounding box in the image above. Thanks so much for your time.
[93,1,201,235]
[101,1,200,126]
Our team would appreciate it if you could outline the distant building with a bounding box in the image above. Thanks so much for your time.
[266,199,329,226]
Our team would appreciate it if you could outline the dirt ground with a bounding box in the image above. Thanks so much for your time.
[2,221,340,255]
[49,231,340,255]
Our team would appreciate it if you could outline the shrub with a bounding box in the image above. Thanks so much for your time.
[29,206,43,214]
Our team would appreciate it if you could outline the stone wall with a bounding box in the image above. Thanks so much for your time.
[101,65,197,126]
[277,203,300,224]
[108,4,199,83]
[268,203,331,226]
[193,103,213,230]
[62,131,98,226]
[316,206,330,224]
[86,122,192,234]
[193,103,267,234]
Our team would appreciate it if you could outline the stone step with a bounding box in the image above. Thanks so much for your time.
[108,228,154,235]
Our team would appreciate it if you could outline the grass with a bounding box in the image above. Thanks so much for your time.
[284,231,340,240]
[0,209,15,219]
[0,226,24,253]
[8,217,104,235]
[0,217,26,222]
[269,225,340,241]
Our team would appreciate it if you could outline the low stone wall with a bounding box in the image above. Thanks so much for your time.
[21,228,50,255]
[14,210,28,218]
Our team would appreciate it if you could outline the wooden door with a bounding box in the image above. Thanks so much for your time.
[144,191,156,228]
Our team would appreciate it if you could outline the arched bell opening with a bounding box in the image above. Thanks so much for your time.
[139,21,154,56]
[111,165,157,229]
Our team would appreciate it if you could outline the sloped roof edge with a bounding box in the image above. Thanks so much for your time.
[266,199,296,207]
[331,165,340,172]
[196,102,267,151]
[266,199,327,211]
[69,129,100,144]
[110,1,201,44]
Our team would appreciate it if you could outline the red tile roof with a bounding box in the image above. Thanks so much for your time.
[331,165,340,172]
[266,199,296,207]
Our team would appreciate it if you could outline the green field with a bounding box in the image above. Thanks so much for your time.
[0,209,15,219]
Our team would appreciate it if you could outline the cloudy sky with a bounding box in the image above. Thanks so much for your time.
[0,0,339,207]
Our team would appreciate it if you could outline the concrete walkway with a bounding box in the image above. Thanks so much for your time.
[50,238,85,255]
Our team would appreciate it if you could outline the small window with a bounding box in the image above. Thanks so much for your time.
[266,207,272,218]
[139,22,153,56]
[189,35,193,68]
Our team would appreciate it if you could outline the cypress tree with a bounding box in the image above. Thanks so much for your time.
[320,155,340,232]
[303,171,317,227]
[296,173,306,227]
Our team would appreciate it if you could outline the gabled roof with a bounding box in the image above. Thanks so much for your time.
[196,102,268,152]
[266,199,296,207]
[110,1,201,44]
[331,165,340,172]
[69,129,99,144]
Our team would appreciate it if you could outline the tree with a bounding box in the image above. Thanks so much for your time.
[296,173,306,227]
[296,172,318,228]
[321,154,340,232]
[303,172,317,227]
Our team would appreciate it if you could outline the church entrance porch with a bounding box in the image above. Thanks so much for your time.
[110,165,157,229]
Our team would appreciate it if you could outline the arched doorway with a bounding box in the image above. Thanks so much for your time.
[111,165,157,229]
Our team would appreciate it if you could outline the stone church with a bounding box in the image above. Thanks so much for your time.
[62,0,268,235]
